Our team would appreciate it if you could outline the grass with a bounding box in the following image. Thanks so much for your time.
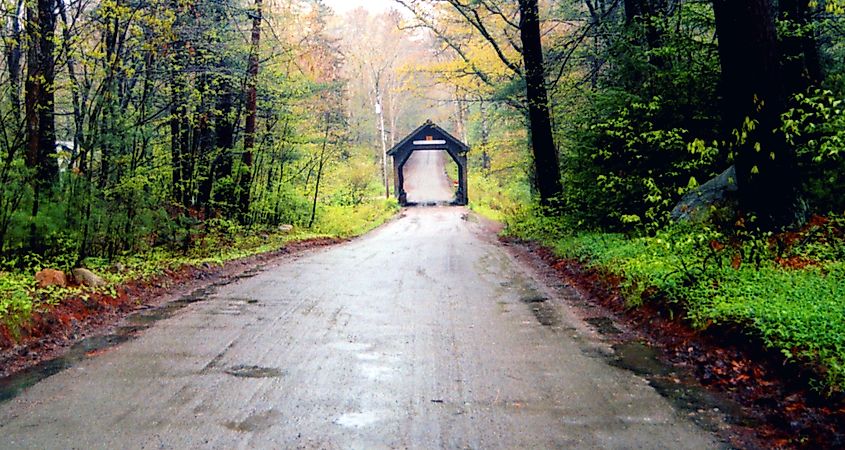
[508,214,845,393]
[0,200,398,337]
[466,172,527,223]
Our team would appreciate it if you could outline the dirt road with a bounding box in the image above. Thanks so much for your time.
[0,209,718,449]
[403,150,455,204]
[0,152,719,448]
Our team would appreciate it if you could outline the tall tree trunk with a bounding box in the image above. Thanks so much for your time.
[5,0,24,121]
[517,0,562,206]
[479,100,491,172]
[170,66,186,206]
[309,119,331,229]
[240,0,261,223]
[712,0,800,228]
[373,71,389,199]
[25,0,58,183]
[25,0,58,248]
[209,90,236,214]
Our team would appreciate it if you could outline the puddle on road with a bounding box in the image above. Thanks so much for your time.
[608,341,756,432]
[585,317,622,335]
[335,411,382,428]
[231,266,266,281]
[611,342,671,377]
[521,295,548,304]
[359,364,394,381]
[356,352,382,361]
[127,285,222,326]
[0,276,261,404]
[0,334,130,403]
[224,365,285,379]
[330,341,372,352]
[224,409,281,432]
[520,294,560,327]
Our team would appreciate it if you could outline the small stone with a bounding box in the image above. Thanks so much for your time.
[278,224,294,233]
[109,262,126,273]
[35,269,68,288]
[72,268,106,288]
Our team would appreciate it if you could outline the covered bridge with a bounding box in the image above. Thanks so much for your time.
[387,121,469,206]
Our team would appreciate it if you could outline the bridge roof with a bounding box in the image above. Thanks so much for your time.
[386,120,469,157]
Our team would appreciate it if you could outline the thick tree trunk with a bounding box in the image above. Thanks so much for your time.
[712,0,800,228]
[239,0,261,222]
[25,0,58,249]
[517,0,562,206]
[25,0,58,184]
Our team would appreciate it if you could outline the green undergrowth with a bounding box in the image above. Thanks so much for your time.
[507,211,845,393]
[0,200,398,337]
[466,172,529,223]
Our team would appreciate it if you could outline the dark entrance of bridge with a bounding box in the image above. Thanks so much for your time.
[387,121,468,206]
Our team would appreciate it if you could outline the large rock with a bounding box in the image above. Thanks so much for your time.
[671,166,738,223]
[35,269,68,289]
[278,224,294,233]
[72,268,107,288]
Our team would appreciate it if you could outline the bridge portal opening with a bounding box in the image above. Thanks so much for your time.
[403,150,460,205]
[387,121,468,206]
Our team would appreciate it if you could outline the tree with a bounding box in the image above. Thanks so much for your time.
[518,0,563,205]
[25,0,58,247]
[712,0,801,228]
[4,0,23,120]
[240,0,262,222]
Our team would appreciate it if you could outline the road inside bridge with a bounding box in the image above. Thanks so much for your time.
[404,150,456,204]
[0,153,719,448]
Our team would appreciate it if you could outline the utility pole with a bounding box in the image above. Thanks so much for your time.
[375,76,389,199]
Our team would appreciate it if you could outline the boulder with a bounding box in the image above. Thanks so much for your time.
[671,166,738,223]
[72,268,107,288]
[35,269,68,289]
[278,224,294,233]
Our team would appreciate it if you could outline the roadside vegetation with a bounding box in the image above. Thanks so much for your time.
[506,213,845,391]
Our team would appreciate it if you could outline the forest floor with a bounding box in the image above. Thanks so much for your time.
[502,237,845,448]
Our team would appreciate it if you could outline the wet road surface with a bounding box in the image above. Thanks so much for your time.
[404,150,455,204]
[0,207,719,448]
